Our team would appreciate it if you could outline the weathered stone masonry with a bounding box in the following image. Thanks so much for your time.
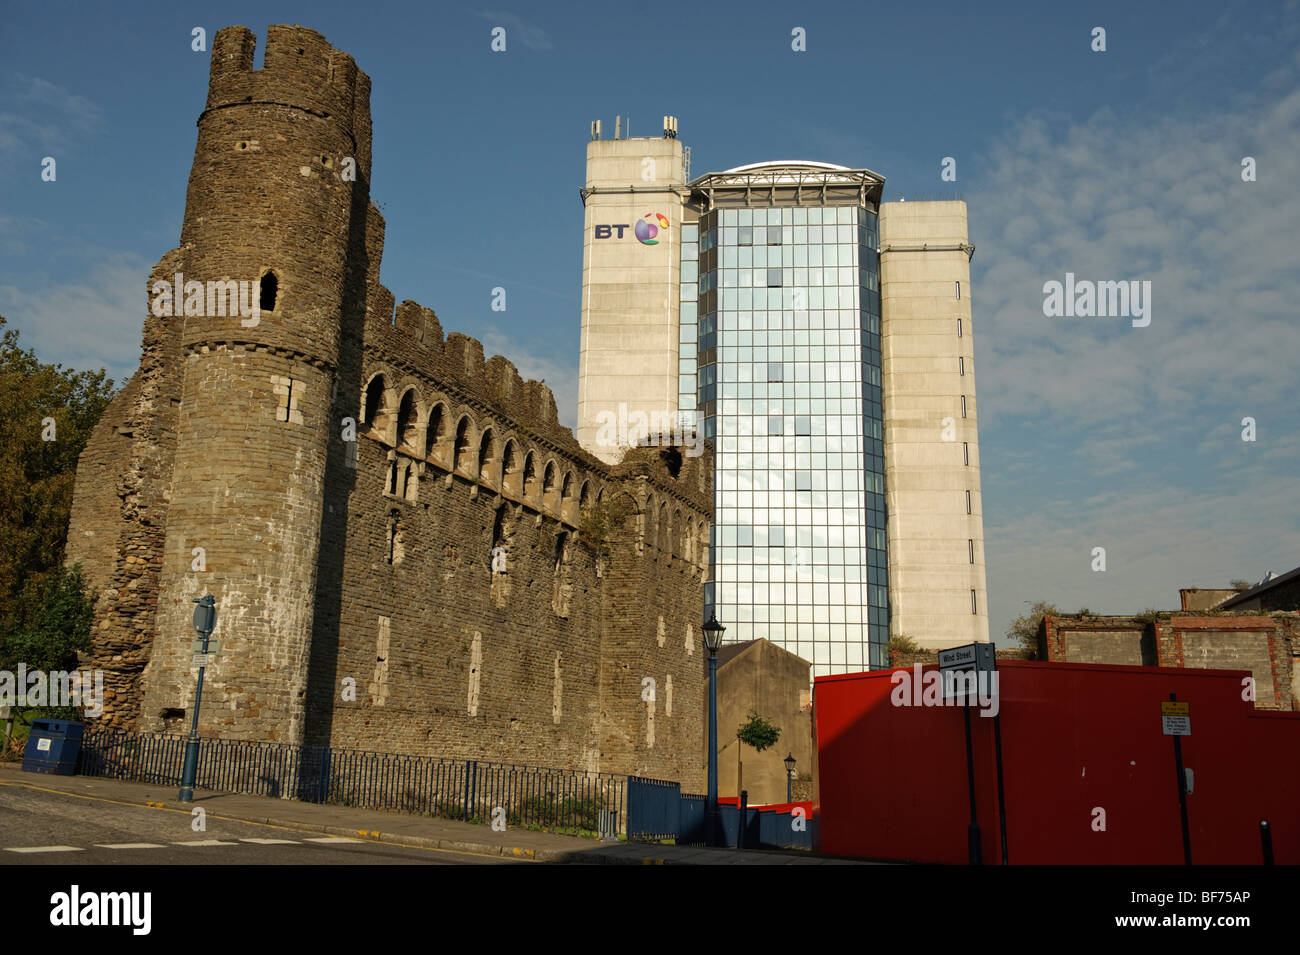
[65,24,711,789]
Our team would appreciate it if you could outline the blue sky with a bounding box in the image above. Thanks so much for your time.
[2,0,1298,645]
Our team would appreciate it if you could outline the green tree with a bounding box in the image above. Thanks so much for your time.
[1006,600,1060,657]
[0,564,95,672]
[0,315,115,630]
[0,564,96,723]
[736,710,781,752]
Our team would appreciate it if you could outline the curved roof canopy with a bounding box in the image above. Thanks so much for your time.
[722,160,852,173]
[689,161,885,207]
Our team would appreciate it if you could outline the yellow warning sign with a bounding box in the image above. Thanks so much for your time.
[1161,701,1190,716]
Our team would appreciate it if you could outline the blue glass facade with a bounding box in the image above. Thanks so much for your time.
[683,203,888,676]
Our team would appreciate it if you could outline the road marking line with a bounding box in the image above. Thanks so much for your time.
[0,779,528,860]
[96,843,167,849]
[171,839,237,846]
[4,845,84,853]
[239,838,299,845]
[303,836,363,844]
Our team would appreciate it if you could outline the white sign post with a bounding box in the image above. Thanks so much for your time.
[939,643,996,702]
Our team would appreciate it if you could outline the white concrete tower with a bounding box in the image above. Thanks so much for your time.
[576,120,688,464]
[878,200,990,649]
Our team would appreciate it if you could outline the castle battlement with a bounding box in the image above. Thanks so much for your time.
[206,25,373,181]
[360,297,713,527]
[65,24,712,789]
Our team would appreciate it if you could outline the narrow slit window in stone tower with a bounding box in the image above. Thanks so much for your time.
[260,270,278,313]
[552,529,572,617]
[387,510,404,564]
[492,503,508,551]
[272,375,301,423]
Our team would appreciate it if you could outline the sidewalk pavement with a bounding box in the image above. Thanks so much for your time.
[0,761,872,865]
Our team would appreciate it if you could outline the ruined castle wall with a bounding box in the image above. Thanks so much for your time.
[65,251,186,728]
[66,373,143,593]
[66,24,715,787]
[314,308,711,784]
[141,26,372,743]
[597,456,711,792]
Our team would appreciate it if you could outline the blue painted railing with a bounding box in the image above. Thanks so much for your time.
[76,726,624,836]
[626,776,814,850]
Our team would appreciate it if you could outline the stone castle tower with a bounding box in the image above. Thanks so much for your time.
[66,25,712,787]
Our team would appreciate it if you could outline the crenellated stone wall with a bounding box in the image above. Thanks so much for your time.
[65,24,712,788]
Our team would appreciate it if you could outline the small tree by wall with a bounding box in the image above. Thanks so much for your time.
[1006,600,1060,658]
[736,710,781,752]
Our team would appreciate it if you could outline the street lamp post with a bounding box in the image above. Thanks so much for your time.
[784,752,797,803]
[702,612,725,848]
[179,595,217,803]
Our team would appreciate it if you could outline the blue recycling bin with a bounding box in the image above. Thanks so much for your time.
[22,719,85,775]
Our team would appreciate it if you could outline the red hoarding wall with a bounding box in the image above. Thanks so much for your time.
[814,661,1299,864]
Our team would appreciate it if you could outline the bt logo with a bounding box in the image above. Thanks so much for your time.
[594,213,670,245]
[635,212,670,245]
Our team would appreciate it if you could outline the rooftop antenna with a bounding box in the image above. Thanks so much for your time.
[590,119,601,141]
[615,115,621,139]
[684,145,692,180]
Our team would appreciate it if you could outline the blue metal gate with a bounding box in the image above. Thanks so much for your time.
[626,776,680,841]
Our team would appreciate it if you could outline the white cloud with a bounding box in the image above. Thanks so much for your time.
[480,328,578,431]
[0,74,104,157]
[472,10,554,52]
[0,251,148,384]
[970,53,1300,641]
[986,470,1300,633]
